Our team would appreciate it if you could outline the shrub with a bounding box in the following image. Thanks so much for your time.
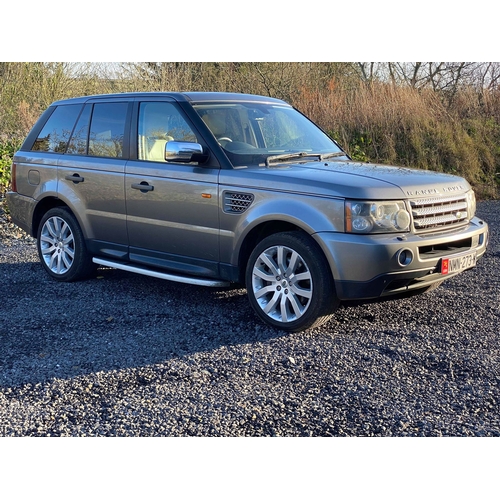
[0,140,20,196]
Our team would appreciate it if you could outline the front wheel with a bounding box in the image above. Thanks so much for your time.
[245,231,339,332]
[37,207,96,282]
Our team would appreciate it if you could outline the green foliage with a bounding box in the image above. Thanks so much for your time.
[0,140,20,196]
[328,130,371,162]
[348,133,373,162]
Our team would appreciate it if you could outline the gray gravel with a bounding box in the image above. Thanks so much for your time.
[0,200,499,436]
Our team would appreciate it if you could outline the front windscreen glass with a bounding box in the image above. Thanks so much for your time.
[193,102,345,167]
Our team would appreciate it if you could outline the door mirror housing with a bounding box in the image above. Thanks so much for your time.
[165,141,208,163]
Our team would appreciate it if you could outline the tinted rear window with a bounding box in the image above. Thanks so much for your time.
[31,104,82,153]
[66,104,92,155]
[88,102,128,158]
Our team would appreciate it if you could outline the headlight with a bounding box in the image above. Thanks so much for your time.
[466,190,476,220]
[345,200,411,234]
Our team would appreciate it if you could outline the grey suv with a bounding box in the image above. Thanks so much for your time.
[7,92,489,331]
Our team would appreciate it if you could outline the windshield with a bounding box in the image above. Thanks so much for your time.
[193,102,346,167]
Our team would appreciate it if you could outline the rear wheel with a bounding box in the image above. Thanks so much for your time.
[37,207,95,282]
[245,231,339,332]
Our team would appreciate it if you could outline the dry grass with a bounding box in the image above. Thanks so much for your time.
[293,80,500,199]
[1,63,499,198]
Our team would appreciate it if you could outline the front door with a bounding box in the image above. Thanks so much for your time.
[125,100,220,277]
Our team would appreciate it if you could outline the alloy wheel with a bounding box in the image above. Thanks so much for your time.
[40,216,75,275]
[251,244,313,323]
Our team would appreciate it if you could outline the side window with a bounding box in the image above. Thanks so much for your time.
[66,104,92,155]
[138,102,197,162]
[88,102,128,158]
[31,104,82,153]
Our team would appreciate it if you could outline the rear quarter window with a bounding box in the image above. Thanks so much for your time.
[66,104,92,155]
[31,104,82,153]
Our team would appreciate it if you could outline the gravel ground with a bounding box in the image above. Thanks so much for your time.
[0,200,499,437]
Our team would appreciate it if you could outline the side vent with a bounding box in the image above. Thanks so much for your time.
[223,192,254,214]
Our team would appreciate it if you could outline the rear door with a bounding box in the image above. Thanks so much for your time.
[57,99,131,258]
[125,99,221,277]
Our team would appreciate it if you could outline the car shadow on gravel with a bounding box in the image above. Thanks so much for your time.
[0,262,292,387]
[1,209,498,391]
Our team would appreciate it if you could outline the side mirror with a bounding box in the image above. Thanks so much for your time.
[165,141,208,163]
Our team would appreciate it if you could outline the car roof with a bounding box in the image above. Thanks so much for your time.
[51,92,289,106]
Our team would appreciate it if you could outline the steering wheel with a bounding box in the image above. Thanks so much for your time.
[218,137,233,143]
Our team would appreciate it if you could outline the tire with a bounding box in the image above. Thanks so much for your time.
[36,207,96,282]
[245,231,339,332]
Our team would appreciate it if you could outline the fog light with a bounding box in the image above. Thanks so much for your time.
[396,248,413,267]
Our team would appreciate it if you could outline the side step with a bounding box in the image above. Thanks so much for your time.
[92,257,231,288]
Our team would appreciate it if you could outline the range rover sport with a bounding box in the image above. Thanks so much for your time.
[6,92,489,331]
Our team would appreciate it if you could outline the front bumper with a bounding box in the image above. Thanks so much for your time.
[313,216,489,301]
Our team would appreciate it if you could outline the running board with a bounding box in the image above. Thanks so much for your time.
[93,257,231,287]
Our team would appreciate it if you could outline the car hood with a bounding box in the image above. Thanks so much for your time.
[219,160,471,199]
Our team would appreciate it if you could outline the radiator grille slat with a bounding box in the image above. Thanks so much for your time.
[412,201,467,217]
[410,194,469,232]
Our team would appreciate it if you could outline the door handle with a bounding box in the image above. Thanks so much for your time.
[132,182,154,193]
[65,174,85,183]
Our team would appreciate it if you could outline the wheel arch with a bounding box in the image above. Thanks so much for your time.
[226,194,341,279]
[236,220,334,285]
[32,197,70,237]
[36,204,96,281]
[243,228,339,331]
[32,194,93,243]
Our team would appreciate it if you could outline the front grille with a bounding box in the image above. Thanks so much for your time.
[410,194,469,233]
[223,192,254,214]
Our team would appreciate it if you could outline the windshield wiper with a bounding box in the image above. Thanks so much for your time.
[266,152,319,166]
[266,151,346,166]
[319,152,348,160]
